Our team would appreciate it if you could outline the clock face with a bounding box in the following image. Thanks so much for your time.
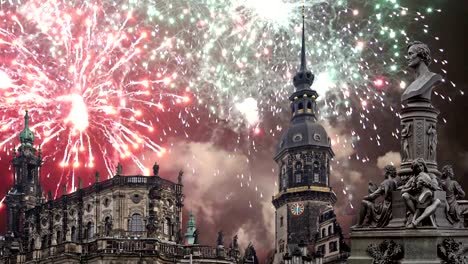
[291,202,305,216]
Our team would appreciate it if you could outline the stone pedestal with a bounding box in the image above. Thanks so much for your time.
[349,228,468,264]
[399,100,440,177]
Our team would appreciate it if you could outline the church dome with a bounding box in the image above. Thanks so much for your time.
[275,116,332,159]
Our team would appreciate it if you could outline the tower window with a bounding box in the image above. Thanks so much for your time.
[295,174,301,183]
[280,216,284,227]
[329,241,338,252]
[313,161,320,182]
[307,102,312,112]
[298,102,304,113]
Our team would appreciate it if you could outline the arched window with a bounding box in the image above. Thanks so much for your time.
[298,102,304,113]
[86,222,94,239]
[307,102,312,112]
[57,230,62,244]
[328,225,333,235]
[128,214,145,232]
[322,228,326,238]
[41,235,47,249]
[71,226,77,242]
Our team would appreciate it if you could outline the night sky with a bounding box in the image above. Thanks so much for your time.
[1,0,468,262]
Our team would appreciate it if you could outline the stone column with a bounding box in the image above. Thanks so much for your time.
[399,99,440,177]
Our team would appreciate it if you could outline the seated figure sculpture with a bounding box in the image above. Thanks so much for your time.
[356,165,397,228]
[401,158,441,228]
[440,165,465,227]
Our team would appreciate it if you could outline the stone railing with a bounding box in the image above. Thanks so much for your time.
[18,238,237,262]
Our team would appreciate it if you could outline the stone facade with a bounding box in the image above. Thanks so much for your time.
[0,112,242,264]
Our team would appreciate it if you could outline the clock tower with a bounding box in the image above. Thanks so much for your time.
[272,9,336,263]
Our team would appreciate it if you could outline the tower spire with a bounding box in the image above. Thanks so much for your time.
[293,5,314,90]
[300,4,307,72]
[19,110,35,146]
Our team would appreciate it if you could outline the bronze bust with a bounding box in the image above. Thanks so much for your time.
[401,41,442,103]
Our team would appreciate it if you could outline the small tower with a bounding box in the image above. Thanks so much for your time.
[184,211,197,245]
[5,110,43,241]
[272,8,336,264]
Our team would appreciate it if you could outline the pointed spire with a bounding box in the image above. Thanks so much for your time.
[19,110,35,146]
[293,5,314,90]
[300,5,307,72]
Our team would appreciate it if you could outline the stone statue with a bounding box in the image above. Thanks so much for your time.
[244,243,259,264]
[401,158,441,228]
[401,41,443,103]
[193,229,199,244]
[216,230,224,247]
[356,165,397,228]
[104,217,113,236]
[232,234,239,250]
[427,124,437,161]
[146,215,157,236]
[153,162,159,176]
[116,162,123,176]
[401,123,412,162]
[178,170,183,184]
[440,165,465,227]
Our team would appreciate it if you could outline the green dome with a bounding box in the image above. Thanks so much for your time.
[19,110,34,145]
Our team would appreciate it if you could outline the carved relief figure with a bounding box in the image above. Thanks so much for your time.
[427,124,437,161]
[401,41,442,103]
[356,165,397,228]
[401,158,441,228]
[366,240,404,264]
[401,123,412,162]
[440,165,465,227]
[437,238,465,264]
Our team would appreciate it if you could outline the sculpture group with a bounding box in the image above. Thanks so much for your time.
[351,41,468,263]
[356,41,464,230]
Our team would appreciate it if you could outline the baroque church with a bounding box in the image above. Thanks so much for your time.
[0,10,349,264]
[0,111,245,264]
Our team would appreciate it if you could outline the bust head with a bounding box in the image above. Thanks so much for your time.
[441,165,454,179]
[411,158,428,175]
[407,41,432,68]
[416,172,434,190]
[384,165,397,179]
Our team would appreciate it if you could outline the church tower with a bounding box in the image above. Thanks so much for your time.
[5,110,43,240]
[272,9,336,262]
